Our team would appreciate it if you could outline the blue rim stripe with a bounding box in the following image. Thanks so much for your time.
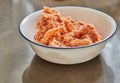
[18,6,117,49]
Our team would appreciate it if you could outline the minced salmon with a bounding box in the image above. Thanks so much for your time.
[34,7,103,47]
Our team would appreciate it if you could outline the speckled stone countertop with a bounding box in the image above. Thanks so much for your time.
[0,0,120,83]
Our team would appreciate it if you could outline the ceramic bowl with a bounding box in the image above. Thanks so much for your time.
[19,6,116,64]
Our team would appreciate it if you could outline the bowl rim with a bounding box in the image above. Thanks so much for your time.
[19,6,117,49]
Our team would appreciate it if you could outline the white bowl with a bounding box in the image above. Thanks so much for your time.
[19,6,116,64]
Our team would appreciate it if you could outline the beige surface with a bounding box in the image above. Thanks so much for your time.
[0,0,120,83]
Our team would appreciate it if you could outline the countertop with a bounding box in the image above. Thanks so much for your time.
[0,0,120,83]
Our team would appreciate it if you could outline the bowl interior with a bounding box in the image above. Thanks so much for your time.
[20,6,116,47]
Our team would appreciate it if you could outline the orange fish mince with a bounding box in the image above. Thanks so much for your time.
[34,7,103,47]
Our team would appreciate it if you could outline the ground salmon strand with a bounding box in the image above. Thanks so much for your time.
[34,7,103,47]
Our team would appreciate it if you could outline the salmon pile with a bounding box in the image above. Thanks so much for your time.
[34,7,103,47]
